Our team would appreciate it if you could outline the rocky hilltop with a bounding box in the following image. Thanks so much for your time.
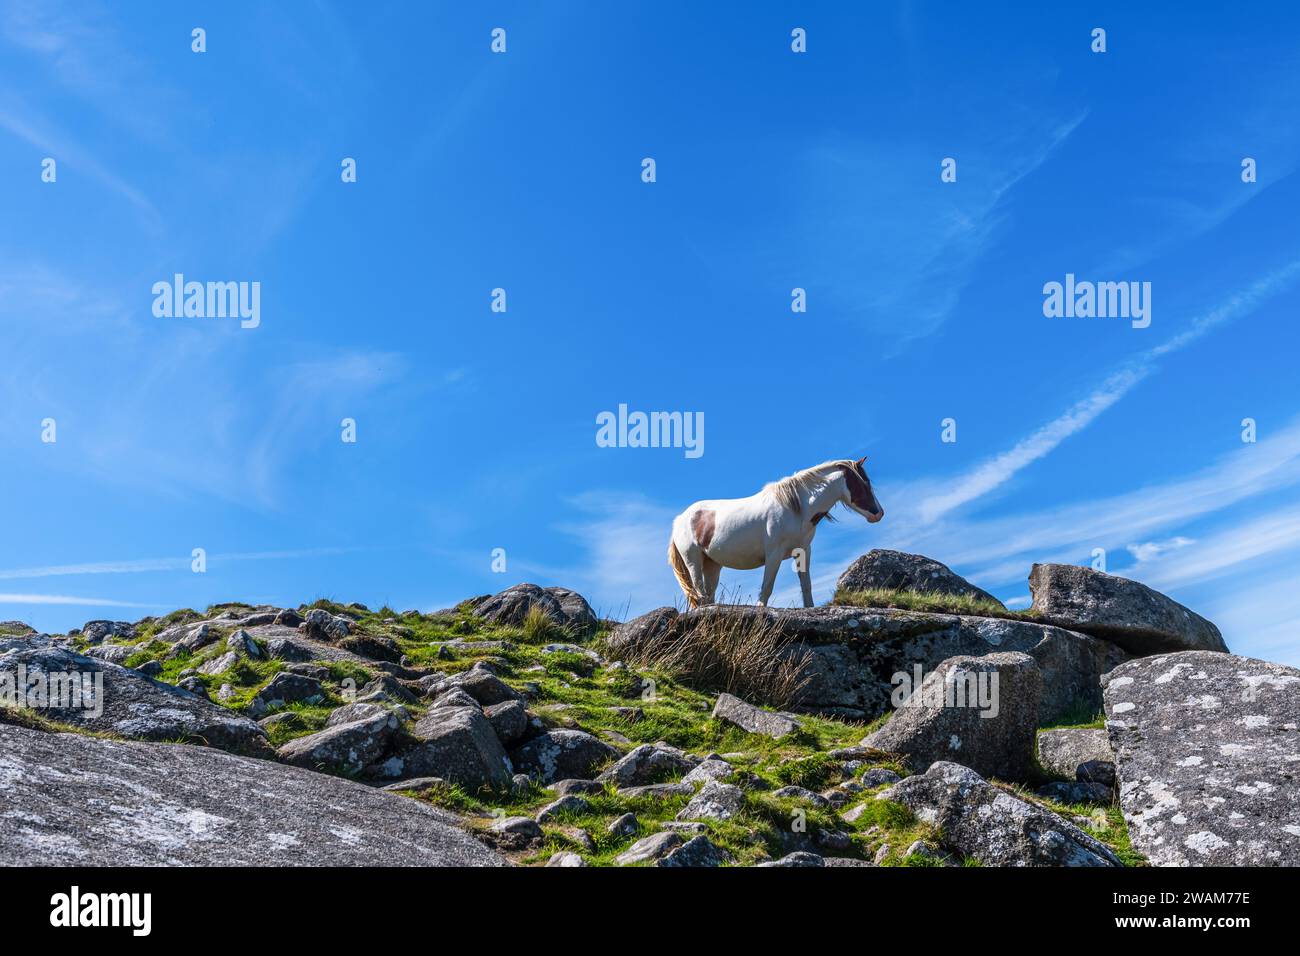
[1,554,1295,868]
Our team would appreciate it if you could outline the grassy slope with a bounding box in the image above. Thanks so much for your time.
[43,591,1140,866]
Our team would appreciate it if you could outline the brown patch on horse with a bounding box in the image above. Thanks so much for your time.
[691,509,716,550]
[811,511,830,525]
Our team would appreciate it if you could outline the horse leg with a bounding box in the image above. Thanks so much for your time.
[685,552,712,607]
[795,540,814,607]
[756,553,781,607]
[798,565,814,607]
[702,555,722,605]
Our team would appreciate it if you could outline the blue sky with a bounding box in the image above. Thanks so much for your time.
[3,2,1299,665]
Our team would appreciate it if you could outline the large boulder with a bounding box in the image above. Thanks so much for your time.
[80,620,135,644]
[606,606,679,657]
[299,608,352,642]
[426,662,523,706]
[165,622,219,656]
[653,605,1125,724]
[676,781,745,821]
[483,699,530,746]
[377,706,514,791]
[473,583,597,632]
[1103,651,1300,866]
[0,724,503,866]
[837,550,1002,606]
[84,643,135,665]
[0,645,271,757]
[252,672,324,712]
[712,693,801,739]
[862,652,1042,781]
[1037,728,1115,785]
[597,742,699,788]
[338,634,403,664]
[1029,564,1226,655]
[879,761,1121,866]
[509,729,618,783]
[277,711,400,776]
[614,831,683,865]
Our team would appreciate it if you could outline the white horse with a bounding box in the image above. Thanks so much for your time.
[669,458,884,609]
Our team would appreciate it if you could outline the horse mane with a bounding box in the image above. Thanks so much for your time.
[762,460,855,515]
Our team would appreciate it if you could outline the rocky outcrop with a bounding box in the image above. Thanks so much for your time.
[628,604,1125,724]
[0,645,271,757]
[1103,651,1300,866]
[474,583,597,632]
[379,706,515,791]
[837,550,1002,606]
[300,608,353,642]
[1030,564,1227,655]
[862,652,1042,781]
[0,724,504,866]
[0,565,1264,871]
[879,761,1121,866]
[79,620,135,644]
[1037,728,1115,785]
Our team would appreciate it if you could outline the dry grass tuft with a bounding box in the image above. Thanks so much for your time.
[620,609,813,708]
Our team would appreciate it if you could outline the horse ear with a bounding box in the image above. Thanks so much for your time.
[855,456,867,468]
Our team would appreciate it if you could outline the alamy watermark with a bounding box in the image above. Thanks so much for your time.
[595,404,704,459]
[1042,273,1150,329]
[50,886,151,936]
[152,274,261,329]
[891,663,1000,718]
[1,664,103,718]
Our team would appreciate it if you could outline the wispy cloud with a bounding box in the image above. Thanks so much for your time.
[934,418,1300,583]
[0,548,351,581]
[791,110,1087,351]
[0,593,156,608]
[917,364,1149,523]
[916,258,1300,523]
[550,492,682,614]
[0,98,161,227]
[1137,505,1300,591]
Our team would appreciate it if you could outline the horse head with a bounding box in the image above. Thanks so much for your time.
[842,457,884,523]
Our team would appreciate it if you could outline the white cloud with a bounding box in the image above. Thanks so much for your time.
[0,593,155,608]
[0,548,350,581]
[1127,536,1195,563]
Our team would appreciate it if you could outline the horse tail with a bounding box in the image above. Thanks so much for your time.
[668,538,701,609]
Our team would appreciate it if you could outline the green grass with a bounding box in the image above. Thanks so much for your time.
[0,703,126,740]
[1038,704,1107,731]
[832,587,1040,621]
